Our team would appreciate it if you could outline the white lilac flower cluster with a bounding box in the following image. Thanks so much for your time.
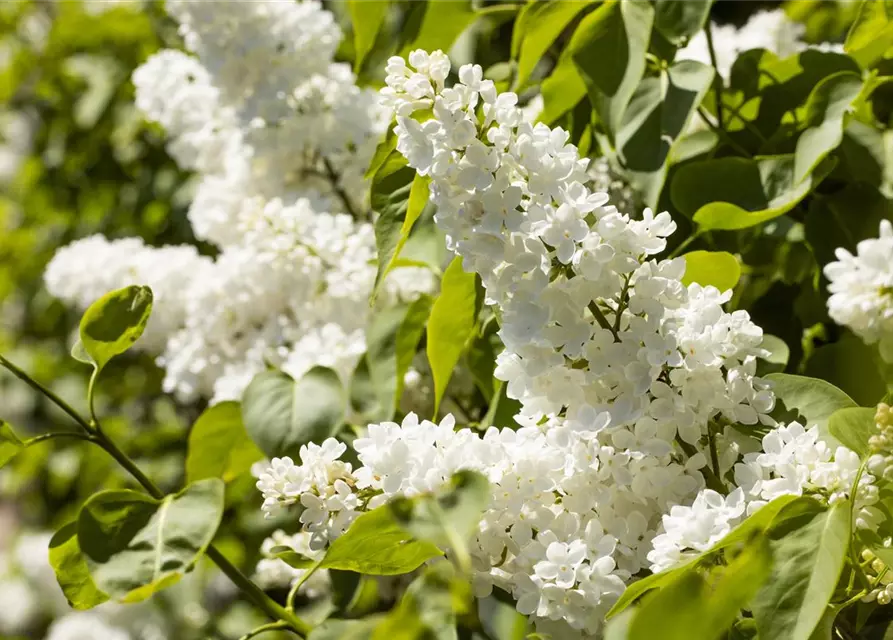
[382,50,774,441]
[824,220,893,363]
[648,422,879,573]
[678,9,843,79]
[45,0,433,403]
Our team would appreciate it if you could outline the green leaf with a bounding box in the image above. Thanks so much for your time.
[48,522,109,610]
[372,564,466,640]
[845,0,893,68]
[757,334,790,375]
[681,251,741,292]
[616,60,714,209]
[794,71,865,183]
[671,155,835,231]
[388,470,489,554]
[185,402,263,483]
[427,257,479,417]
[766,373,857,441]
[608,495,821,618]
[570,0,654,139]
[366,304,409,422]
[0,421,23,469]
[349,1,389,72]
[514,0,594,90]
[365,128,397,180]
[752,502,851,640]
[310,617,385,640]
[804,333,887,407]
[242,366,346,458]
[480,381,522,430]
[478,592,529,640]
[371,153,415,300]
[828,407,877,458]
[395,294,433,407]
[399,0,477,57]
[625,537,772,640]
[320,505,443,575]
[78,285,153,371]
[653,0,713,44]
[269,545,317,570]
[539,51,587,124]
[77,478,225,602]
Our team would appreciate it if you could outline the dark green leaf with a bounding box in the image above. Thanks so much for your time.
[186,402,264,483]
[671,155,835,231]
[366,304,409,422]
[371,153,415,300]
[78,285,153,371]
[77,478,225,602]
[616,60,714,208]
[48,521,109,610]
[570,0,654,139]
[794,71,864,183]
[653,0,713,44]
[752,502,851,640]
[681,251,741,292]
[320,505,442,575]
[242,366,346,458]
[828,407,877,458]
[804,333,887,407]
[395,294,433,407]
[427,257,479,416]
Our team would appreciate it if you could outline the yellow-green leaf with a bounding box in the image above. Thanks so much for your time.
[681,251,741,292]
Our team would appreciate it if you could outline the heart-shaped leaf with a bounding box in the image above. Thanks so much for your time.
[186,401,264,483]
[78,285,153,372]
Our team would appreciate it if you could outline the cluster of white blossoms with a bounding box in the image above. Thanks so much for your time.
[255,49,886,635]
[45,0,433,403]
[824,220,893,363]
[678,9,843,79]
[648,421,879,572]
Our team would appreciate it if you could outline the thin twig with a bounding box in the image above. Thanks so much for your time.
[704,21,725,129]
[238,620,292,640]
[25,432,96,446]
[322,156,361,220]
[697,106,752,158]
[588,301,620,342]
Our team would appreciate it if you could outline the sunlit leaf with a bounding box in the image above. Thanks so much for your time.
[186,402,263,483]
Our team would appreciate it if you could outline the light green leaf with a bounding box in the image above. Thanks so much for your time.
[625,537,772,640]
[615,59,714,209]
[681,251,741,292]
[478,593,529,640]
[349,1,389,72]
[570,0,654,139]
[77,478,225,602]
[320,506,443,575]
[828,407,877,458]
[671,155,835,231]
[607,560,698,619]
[514,0,593,90]
[794,71,864,183]
[269,545,317,570]
[538,51,587,124]
[845,0,893,68]
[78,285,153,371]
[427,257,479,417]
[653,0,713,44]
[242,366,345,458]
[388,470,489,556]
[395,294,434,407]
[399,0,477,57]
[0,421,23,469]
[365,128,397,180]
[766,373,857,441]
[752,502,851,640]
[372,564,465,640]
[48,522,109,610]
[186,402,263,483]
[371,153,415,300]
[757,334,790,375]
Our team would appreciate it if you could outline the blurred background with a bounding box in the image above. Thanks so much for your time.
[0,1,871,638]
